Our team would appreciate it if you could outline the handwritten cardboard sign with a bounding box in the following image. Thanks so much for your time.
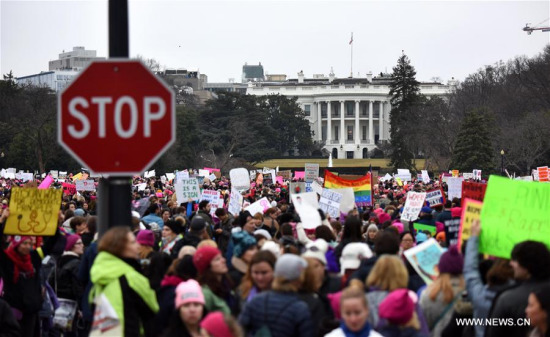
[401,192,427,222]
[404,238,444,285]
[244,197,271,216]
[425,189,445,208]
[5,187,62,236]
[228,187,243,216]
[479,175,550,258]
[305,163,320,183]
[319,189,342,219]
[447,177,464,201]
[75,179,96,192]
[175,178,200,204]
[459,198,482,250]
[461,181,487,206]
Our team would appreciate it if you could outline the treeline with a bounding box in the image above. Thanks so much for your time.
[0,78,316,173]
[388,45,550,175]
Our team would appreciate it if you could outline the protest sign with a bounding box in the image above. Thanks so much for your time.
[228,187,243,216]
[425,189,445,208]
[50,171,59,179]
[75,180,96,192]
[537,166,549,182]
[294,171,305,180]
[277,170,292,180]
[39,175,54,189]
[444,218,461,247]
[401,192,427,222]
[175,178,200,204]
[380,173,393,182]
[328,187,356,215]
[245,197,271,216]
[305,182,312,192]
[447,177,464,200]
[305,163,320,183]
[395,177,403,186]
[160,176,167,184]
[461,181,487,206]
[198,169,209,177]
[294,200,322,230]
[462,173,474,180]
[249,170,256,181]
[473,169,482,181]
[176,170,189,183]
[201,190,219,204]
[532,169,539,181]
[479,175,550,258]
[203,167,220,174]
[396,169,412,182]
[311,181,324,195]
[290,182,306,196]
[62,183,76,195]
[291,192,319,209]
[319,189,343,219]
[263,169,276,185]
[144,170,156,178]
[421,170,430,183]
[413,223,436,236]
[165,173,175,181]
[137,183,147,191]
[404,238,444,285]
[21,173,34,182]
[229,168,250,192]
[208,174,217,181]
[5,187,63,236]
[276,176,284,185]
[452,170,459,177]
[459,199,482,250]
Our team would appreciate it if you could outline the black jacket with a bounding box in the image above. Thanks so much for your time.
[171,232,202,259]
[0,298,20,337]
[54,253,83,301]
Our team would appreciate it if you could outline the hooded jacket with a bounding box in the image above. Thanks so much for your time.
[90,252,159,337]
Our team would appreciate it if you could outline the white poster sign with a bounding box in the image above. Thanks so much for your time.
[401,192,427,222]
[462,173,474,180]
[290,192,319,209]
[201,190,219,204]
[230,168,251,191]
[396,169,412,182]
[319,189,343,219]
[244,197,271,216]
[176,178,200,204]
[305,163,320,183]
[76,179,96,191]
[447,177,464,200]
[421,170,430,183]
[228,187,243,216]
[21,173,34,182]
[198,169,209,177]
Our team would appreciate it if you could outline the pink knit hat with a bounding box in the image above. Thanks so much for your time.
[200,312,234,337]
[435,221,445,234]
[379,289,415,325]
[391,222,404,234]
[64,234,80,251]
[378,212,391,224]
[10,235,32,249]
[137,230,155,247]
[373,208,384,215]
[175,280,205,309]
[451,207,462,218]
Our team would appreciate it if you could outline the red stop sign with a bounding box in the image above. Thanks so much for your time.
[58,61,175,175]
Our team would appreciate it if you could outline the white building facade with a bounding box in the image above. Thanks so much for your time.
[16,70,78,93]
[247,72,452,159]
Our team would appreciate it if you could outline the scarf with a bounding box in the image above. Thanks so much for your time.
[5,246,34,283]
[340,320,371,337]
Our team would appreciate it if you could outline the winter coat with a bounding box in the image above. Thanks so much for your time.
[215,215,234,255]
[239,290,313,337]
[202,285,231,315]
[228,256,247,289]
[0,298,20,337]
[435,210,452,225]
[90,252,159,337]
[171,233,202,259]
[297,291,334,337]
[377,326,427,337]
[419,277,463,337]
[196,210,214,238]
[0,228,62,314]
[485,278,550,337]
[54,252,83,301]
[154,276,183,330]
[77,241,98,323]
[140,250,171,291]
[463,236,513,337]
[349,256,379,286]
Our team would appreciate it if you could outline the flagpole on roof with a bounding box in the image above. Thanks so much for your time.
[349,32,354,78]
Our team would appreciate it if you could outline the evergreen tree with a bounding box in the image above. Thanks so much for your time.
[388,52,423,171]
[450,109,495,173]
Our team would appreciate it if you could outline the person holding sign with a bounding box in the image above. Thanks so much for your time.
[0,208,64,337]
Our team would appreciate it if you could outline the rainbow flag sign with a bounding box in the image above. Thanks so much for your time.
[323,170,372,206]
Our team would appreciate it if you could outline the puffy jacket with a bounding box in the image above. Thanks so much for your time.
[90,252,159,337]
[54,252,83,301]
[0,298,20,337]
[239,291,313,337]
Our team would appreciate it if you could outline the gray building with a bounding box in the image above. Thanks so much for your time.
[48,46,105,71]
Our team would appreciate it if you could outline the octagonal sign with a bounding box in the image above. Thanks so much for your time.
[58,60,175,175]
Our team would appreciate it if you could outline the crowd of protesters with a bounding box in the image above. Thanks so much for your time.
[0,170,549,337]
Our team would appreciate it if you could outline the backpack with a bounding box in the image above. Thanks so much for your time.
[254,294,294,337]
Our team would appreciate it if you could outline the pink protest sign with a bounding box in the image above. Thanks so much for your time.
[203,167,221,173]
[38,175,54,189]
[294,171,305,180]
[276,176,283,185]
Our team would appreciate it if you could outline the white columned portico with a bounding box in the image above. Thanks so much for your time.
[379,101,384,141]
[355,100,360,145]
[326,101,332,143]
[368,100,374,144]
[340,101,345,145]
[316,102,322,141]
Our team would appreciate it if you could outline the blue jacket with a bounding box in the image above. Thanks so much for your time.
[239,291,313,337]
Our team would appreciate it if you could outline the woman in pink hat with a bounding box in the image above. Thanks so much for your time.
[161,279,206,337]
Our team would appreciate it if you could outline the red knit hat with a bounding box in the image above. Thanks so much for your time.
[200,312,234,337]
[379,289,415,325]
[193,246,221,274]
[451,207,462,218]
[10,235,32,249]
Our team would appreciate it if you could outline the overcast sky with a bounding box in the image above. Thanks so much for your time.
[1,0,549,83]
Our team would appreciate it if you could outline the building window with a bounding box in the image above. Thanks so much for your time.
[362,105,367,116]
[322,125,327,141]
[346,151,354,159]
[346,102,354,116]
[362,126,367,140]
[321,104,327,118]
[332,148,338,159]
[333,104,339,117]
[347,125,353,141]
[363,148,368,158]
[334,126,339,141]
[304,105,311,116]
